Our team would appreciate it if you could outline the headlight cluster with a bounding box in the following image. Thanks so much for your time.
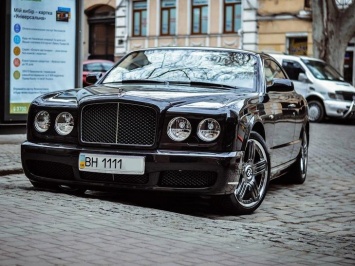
[328,92,344,100]
[167,117,220,142]
[34,111,74,135]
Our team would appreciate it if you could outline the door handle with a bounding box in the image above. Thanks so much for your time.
[288,104,296,108]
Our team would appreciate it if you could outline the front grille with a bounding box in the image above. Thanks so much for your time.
[81,102,157,146]
[27,160,74,180]
[338,91,355,101]
[80,171,149,184]
[159,171,217,188]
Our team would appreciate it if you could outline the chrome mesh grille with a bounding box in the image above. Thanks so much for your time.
[81,103,157,146]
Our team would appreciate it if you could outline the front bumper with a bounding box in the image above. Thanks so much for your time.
[324,100,355,118]
[21,141,243,195]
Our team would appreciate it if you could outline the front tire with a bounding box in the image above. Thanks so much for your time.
[308,100,325,122]
[217,132,270,215]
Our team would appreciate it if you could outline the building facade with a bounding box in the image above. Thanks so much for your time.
[114,0,258,59]
[82,0,354,85]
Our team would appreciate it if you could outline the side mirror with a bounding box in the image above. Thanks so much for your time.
[298,73,309,83]
[267,79,294,92]
[85,72,103,86]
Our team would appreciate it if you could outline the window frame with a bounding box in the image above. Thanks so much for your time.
[160,0,176,36]
[191,0,208,35]
[223,0,242,34]
[132,1,147,37]
[264,59,287,87]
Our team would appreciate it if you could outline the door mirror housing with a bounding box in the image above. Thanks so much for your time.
[85,72,103,86]
[267,79,294,92]
[298,73,309,83]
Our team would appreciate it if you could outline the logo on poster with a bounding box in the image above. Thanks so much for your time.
[14,23,21,33]
[14,35,21,44]
[13,58,21,67]
[13,71,21,80]
[13,46,21,56]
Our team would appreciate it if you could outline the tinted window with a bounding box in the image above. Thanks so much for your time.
[281,60,305,81]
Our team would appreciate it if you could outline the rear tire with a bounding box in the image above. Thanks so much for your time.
[289,131,308,184]
[216,132,270,215]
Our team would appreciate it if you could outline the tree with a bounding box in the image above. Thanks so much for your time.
[311,0,355,75]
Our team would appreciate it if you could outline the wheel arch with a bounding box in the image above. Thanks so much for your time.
[239,119,266,152]
[306,95,325,110]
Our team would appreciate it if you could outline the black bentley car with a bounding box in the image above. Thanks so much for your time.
[21,47,309,214]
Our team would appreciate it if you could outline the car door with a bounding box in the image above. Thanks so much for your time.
[263,59,297,167]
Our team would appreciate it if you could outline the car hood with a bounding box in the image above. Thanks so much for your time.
[316,80,355,93]
[40,84,254,110]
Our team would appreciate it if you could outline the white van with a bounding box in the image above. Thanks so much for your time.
[271,54,355,122]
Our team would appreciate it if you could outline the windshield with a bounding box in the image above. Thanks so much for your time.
[301,58,343,81]
[102,49,258,91]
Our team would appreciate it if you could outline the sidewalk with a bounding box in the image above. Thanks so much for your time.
[0,134,25,176]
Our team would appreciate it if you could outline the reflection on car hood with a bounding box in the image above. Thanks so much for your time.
[40,84,253,110]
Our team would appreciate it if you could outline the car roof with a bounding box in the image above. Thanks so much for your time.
[83,59,114,64]
[130,46,262,56]
[269,53,325,63]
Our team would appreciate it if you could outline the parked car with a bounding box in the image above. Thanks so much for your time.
[21,47,309,214]
[271,54,355,122]
[82,59,114,87]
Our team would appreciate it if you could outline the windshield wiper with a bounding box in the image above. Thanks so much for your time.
[121,79,168,84]
[102,79,168,85]
[187,81,236,90]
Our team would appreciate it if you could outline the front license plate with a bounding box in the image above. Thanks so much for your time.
[79,153,145,174]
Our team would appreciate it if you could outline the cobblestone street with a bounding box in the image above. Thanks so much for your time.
[0,122,354,265]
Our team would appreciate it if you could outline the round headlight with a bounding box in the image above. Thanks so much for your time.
[197,118,221,142]
[34,111,50,133]
[55,112,74,135]
[167,117,191,141]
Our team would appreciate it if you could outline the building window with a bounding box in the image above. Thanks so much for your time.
[132,1,147,37]
[86,5,115,61]
[191,0,208,34]
[288,37,307,55]
[224,0,241,33]
[161,0,176,35]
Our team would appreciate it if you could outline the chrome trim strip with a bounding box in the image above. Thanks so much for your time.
[343,100,355,118]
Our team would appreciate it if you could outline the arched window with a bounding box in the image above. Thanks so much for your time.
[86,5,115,61]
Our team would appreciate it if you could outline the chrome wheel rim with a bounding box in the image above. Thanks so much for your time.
[308,104,320,121]
[234,138,269,208]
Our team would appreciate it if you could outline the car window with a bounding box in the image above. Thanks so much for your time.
[102,63,114,71]
[281,60,305,81]
[86,63,103,72]
[264,59,286,86]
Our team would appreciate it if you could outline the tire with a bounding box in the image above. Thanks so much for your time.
[308,100,325,122]
[289,131,308,184]
[216,131,270,215]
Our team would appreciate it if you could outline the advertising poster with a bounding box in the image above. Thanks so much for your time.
[9,0,76,115]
